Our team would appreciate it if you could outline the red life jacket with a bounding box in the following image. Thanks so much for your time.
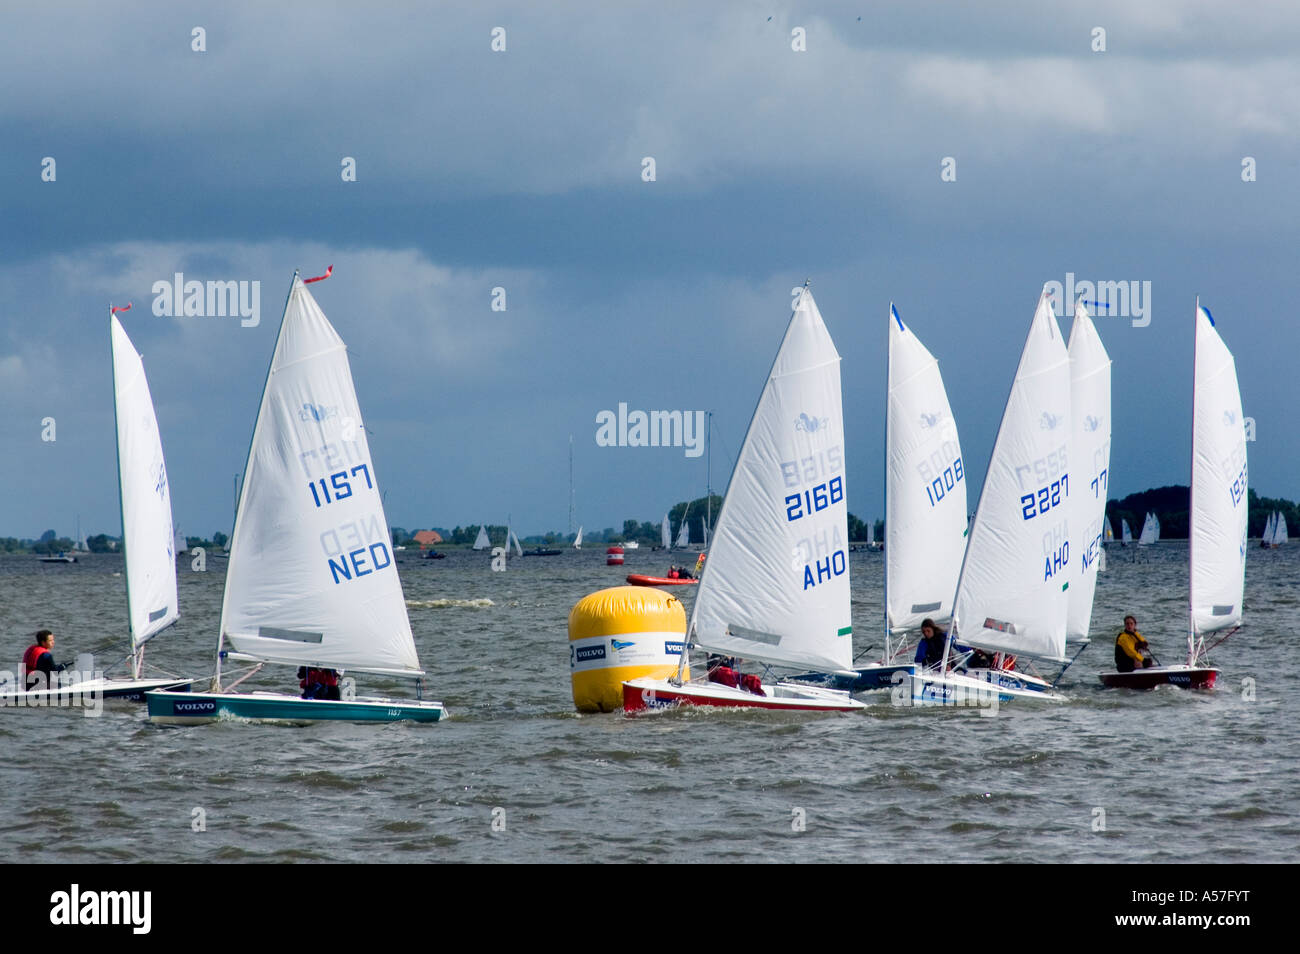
[304,668,338,687]
[22,644,47,674]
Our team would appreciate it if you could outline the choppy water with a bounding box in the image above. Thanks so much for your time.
[0,544,1295,863]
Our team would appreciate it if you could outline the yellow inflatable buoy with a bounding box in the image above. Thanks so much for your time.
[568,586,689,713]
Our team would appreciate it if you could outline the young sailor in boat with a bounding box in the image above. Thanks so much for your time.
[706,655,765,696]
[914,619,952,669]
[21,630,68,690]
[298,667,342,701]
[1114,616,1153,672]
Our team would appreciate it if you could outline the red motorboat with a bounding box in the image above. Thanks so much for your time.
[626,573,698,587]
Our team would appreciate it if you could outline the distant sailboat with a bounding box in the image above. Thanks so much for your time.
[1261,511,1276,548]
[661,514,671,549]
[473,525,490,550]
[1273,512,1288,547]
[1121,518,1133,545]
[1138,511,1160,546]
[573,526,583,549]
[675,518,689,549]
[1104,516,1115,542]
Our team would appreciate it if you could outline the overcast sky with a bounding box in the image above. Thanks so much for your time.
[2,1,1297,539]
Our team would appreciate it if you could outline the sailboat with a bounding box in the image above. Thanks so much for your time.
[1138,511,1160,545]
[1100,301,1243,689]
[622,286,864,712]
[472,525,490,550]
[1104,516,1115,543]
[660,514,671,549]
[173,526,187,560]
[5,311,193,707]
[1261,511,1286,548]
[573,526,583,549]
[146,270,444,724]
[1121,518,1133,545]
[674,518,690,549]
[909,290,1073,705]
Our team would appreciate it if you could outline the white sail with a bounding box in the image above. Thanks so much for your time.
[1066,302,1112,641]
[1104,516,1115,541]
[473,525,490,550]
[661,513,671,548]
[690,288,852,672]
[675,519,689,548]
[1189,302,1247,637]
[866,518,875,547]
[508,526,523,556]
[219,276,421,677]
[1275,512,1288,546]
[1139,511,1158,545]
[952,290,1070,662]
[573,526,583,549]
[885,303,967,633]
[1263,511,1276,545]
[111,315,180,650]
[173,526,187,558]
[1121,518,1133,543]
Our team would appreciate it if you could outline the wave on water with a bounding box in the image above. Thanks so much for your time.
[406,598,495,609]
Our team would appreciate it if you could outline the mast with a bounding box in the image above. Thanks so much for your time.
[568,434,575,535]
[1187,297,1199,665]
[883,303,893,663]
[109,307,138,677]
[704,411,712,547]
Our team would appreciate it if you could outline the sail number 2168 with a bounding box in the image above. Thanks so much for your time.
[785,477,843,522]
[308,464,374,507]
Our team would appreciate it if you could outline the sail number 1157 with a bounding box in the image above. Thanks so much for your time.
[309,464,374,507]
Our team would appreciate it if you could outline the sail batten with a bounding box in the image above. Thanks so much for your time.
[219,276,421,675]
[690,289,852,673]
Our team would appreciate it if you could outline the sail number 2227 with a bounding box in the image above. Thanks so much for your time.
[308,464,374,507]
[1021,475,1067,520]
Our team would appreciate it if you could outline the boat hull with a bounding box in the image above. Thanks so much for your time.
[906,670,1066,706]
[1098,666,1219,690]
[145,690,447,725]
[0,676,192,709]
[621,676,865,712]
[787,662,915,693]
[625,574,699,587]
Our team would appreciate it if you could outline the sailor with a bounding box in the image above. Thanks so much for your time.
[298,667,342,700]
[1114,616,1153,672]
[914,619,950,669]
[22,629,68,690]
[706,654,740,688]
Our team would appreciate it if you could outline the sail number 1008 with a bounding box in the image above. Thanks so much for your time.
[786,477,843,522]
[309,464,374,507]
